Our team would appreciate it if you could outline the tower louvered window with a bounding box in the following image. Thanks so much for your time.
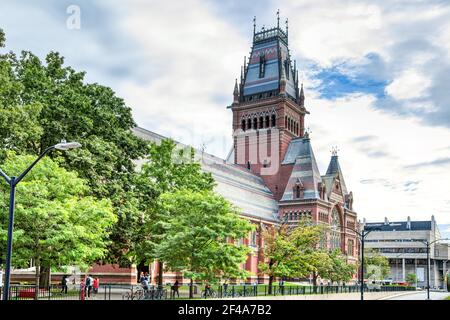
[259,55,266,78]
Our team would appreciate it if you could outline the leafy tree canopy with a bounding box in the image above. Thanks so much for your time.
[0,31,148,265]
[0,153,117,272]
[132,139,216,265]
[154,189,253,290]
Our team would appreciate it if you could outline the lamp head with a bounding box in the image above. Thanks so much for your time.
[54,141,82,151]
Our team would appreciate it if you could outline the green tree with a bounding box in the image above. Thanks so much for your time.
[154,189,253,298]
[406,273,417,286]
[323,249,356,284]
[133,139,215,284]
[0,28,5,47]
[258,219,323,294]
[0,153,117,298]
[0,31,148,268]
[364,250,390,280]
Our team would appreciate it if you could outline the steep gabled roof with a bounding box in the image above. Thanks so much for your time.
[323,155,348,197]
[280,137,322,201]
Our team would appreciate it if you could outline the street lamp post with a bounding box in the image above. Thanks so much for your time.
[0,141,81,300]
[419,238,449,300]
[332,224,380,301]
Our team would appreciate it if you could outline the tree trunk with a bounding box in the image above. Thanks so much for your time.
[268,259,274,294]
[268,275,273,295]
[39,266,51,288]
[136,260,145,283]
[189,278,194,299]
[312,271,318,286]
[157,261,163,287]
[34,263,40,300]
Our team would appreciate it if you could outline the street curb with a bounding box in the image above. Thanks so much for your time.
[376,291,420,300]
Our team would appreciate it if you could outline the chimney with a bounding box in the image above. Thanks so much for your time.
[406,216,411,230]
[384,217,389,225]
[431,215,435,223]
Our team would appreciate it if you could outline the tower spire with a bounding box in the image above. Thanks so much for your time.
[299,83,305,107]
[233,78,239,103]
[277,9,280,28]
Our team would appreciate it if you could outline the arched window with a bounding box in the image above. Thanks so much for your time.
[285,116,288,129]
[247,119,251,130]
[253,118,257,130]
[241,119,246,131]
[259,116,264,129]
[330,207,341,251]
[265,115,270,128]
[271,114,276,127]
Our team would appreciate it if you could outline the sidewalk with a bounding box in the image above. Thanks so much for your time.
[223,291,419,300]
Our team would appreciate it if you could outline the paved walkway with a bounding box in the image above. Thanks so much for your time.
[382,291,449,300]
[221,291,422,300]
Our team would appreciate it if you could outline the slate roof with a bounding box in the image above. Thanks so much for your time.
[132,127,279,223]
[322,155,348,198]
[242,27,297,100]
[365,221,432,232]
[280,137,322,201]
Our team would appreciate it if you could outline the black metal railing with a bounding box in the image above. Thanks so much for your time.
[0,283,416,300]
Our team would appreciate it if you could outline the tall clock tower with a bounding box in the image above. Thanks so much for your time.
[229,17,308,200]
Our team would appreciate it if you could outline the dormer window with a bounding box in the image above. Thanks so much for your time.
[259,55,266,78]
[294,183,304,199]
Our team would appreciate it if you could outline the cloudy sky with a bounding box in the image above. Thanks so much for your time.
[1,0,449,235]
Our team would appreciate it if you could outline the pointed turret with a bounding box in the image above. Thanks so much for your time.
[323,150,348,197]
[299,83,305,107]
[233,78,239,103]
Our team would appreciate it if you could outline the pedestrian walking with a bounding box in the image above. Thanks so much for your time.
[80,279,86,301]
[93,277,99,294]
[85,275,93,298]
[60,275,68,294]
[171,280,180,298]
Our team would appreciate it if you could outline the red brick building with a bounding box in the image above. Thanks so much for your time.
[12,17,359,285]
[127,18,359,284]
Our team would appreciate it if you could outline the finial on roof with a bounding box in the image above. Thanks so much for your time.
[253,16,256,36]
[331,146,339,156]
[304,127,311,139]
[277,9,280,28]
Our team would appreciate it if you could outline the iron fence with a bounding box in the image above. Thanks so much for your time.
[0,283,416,300]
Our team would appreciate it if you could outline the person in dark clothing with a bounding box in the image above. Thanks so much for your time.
[171,280,180,298]
[60,275,68,294]
[85,275,93,298]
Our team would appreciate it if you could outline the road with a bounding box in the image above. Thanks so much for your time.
[384,291,449,300]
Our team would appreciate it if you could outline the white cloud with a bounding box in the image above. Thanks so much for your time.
[385,69,432,101]
[305,91,450,224]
